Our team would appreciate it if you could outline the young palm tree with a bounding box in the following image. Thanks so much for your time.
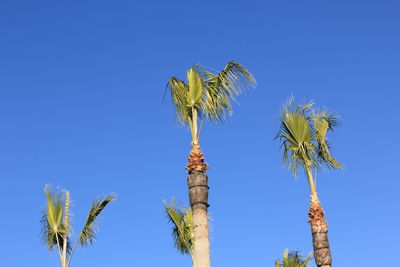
[40,185,115,267]
[276,99,342,267]
[164,200,195,266]
[275,249,312,267]
[167,61,256,267]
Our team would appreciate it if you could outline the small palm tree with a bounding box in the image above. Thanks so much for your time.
[275,249,312,267]
[40,185,115,267]
[164,200,195,266]
[167,62,256,267]
[276,99,342,267]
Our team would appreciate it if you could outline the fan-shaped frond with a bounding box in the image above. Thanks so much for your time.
[40,185,70,252]
[79,194,116,247]
[276,98,343,180]
[196,61,256,123]
[164,200,193,255]
[167,77,191,126]
[313,111,343,170]
[275,249,312,267]
[277,101,316,176]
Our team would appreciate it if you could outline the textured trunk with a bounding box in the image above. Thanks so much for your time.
[187,145,210,267]
[308,197,332,267]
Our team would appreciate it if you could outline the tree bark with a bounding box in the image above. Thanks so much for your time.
[308,197,332,267]
[187,145,210,267]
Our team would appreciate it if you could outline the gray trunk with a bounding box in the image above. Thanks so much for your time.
[312,231,331,266]
[188,171,210,267]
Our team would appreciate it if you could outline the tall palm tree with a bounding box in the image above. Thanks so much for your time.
[40,185,115,267]
[164,200,195,266]
[275,249,312,267]
[276,99,342,267]
[167,61,256,267]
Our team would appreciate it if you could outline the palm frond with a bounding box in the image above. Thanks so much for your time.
[187,68,204,107]
[79,194,116,247]
[276,98,343,184]
[167,77,191,126]
[312,111,343,170]
[275,249,312,267]
[40,185,70,252]
[196,61,256,123]
[277,101,316,176]
[164,200,193,255]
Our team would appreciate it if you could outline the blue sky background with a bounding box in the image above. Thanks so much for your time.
[1,1,399,266]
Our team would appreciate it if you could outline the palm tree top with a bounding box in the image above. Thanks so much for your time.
[276,98,343,176]
[167,61,256,144]
[275,249,312,267]
[40,185,115,267]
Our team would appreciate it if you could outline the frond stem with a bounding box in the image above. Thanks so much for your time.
[305,166,317,200]
[55,231,65,267]
[197,116,205,143]
[191,107,198,145]
[67,237,80,267]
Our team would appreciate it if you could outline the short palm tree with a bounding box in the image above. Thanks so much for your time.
[167,61,256,267]
[276,99,342,267]
[275,249,312,267]
[40,185,115,267]
[164,200,195,266]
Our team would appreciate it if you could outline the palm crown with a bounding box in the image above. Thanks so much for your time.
[275,249,312,267]
[167,61,256,145]
[276,99,342,177]
[40,185,115,267]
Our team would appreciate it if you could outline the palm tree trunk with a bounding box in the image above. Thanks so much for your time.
[308,196,332,267]
[187,144,210,267]
[305,167,332,267]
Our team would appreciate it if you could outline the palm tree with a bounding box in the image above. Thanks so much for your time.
[40,185,115,267]
[167,61,256,267]
[164,200,195,266]
[275,99,342,267]
[275,249,312,267]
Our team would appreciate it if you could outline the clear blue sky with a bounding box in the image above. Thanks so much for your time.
[1,1,399,266]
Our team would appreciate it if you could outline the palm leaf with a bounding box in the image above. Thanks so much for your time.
[167,77,191,126]
[197,61,256,123]
[312,111,343,170]
[187,68,204,107]
[40,185,70,252]
[164,200,193,255]
[275,249,312,267]
[276,100,316,176]
[79,194,116,247]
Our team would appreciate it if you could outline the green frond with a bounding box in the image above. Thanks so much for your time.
[167,62,255,143]
[187,68,204,107]
[79,194,116,247]
[167,77,191,126]
[312,111,343,170]
[196,61,256,123]
[277,101,316,176]
[40,185,70,252]
[276,98,343,180]
[275,249,312,267]
[164,200,193,255]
